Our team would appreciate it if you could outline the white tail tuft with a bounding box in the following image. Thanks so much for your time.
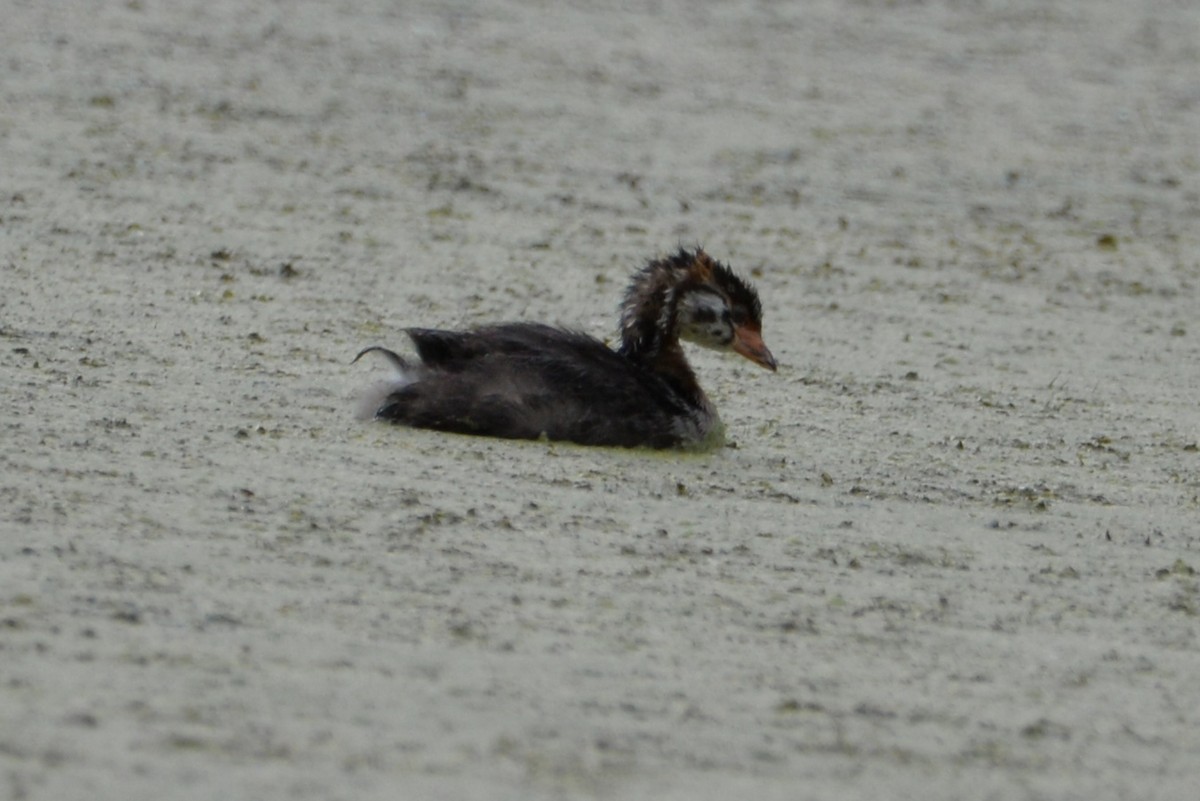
[352,346,417,420]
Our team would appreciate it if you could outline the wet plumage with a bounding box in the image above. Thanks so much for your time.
[355,248,775,449]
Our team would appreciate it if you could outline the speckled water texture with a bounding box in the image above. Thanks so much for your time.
[3,1,1199,799]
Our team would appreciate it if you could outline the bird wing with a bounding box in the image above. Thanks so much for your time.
[382,324,695,447]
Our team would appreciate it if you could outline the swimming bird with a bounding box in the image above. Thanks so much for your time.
[355,248,776,448]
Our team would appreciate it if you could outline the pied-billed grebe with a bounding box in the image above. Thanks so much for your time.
[355,248,776,449]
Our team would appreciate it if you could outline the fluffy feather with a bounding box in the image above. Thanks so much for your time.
[355,248,773,449]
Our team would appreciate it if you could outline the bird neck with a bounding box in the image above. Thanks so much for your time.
[617,256,712,406]
[619,327,707,407]
[618,263,681,362]
[649,340,707,404]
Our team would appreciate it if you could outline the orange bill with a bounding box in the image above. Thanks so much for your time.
[733,325,777,371]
